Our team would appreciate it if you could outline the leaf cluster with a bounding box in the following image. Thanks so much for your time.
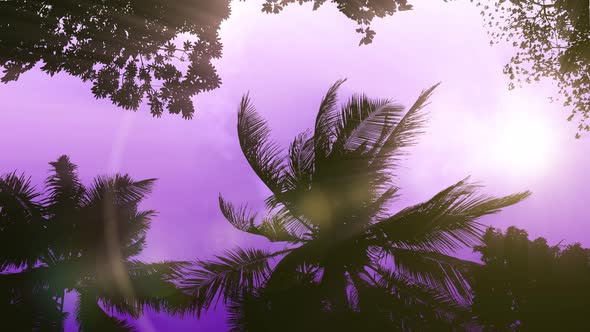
[0,1,231,118]
[475,0,590,137]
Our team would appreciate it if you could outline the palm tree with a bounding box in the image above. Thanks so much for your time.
[0,156,190,331]
[182,80,531,330]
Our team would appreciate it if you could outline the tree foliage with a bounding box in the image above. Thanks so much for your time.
[0,0,231,118]
[477,0,590,137]
[0,156,190,331]
[472,226,590,331]
[183,80,529,330]
[0,0,424,119]
[261,0,414,45]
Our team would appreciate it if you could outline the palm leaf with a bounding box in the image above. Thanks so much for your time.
[360,264,470,326]
[363,265,462,312]
[95,260,192,318]
[384,247,478,302]
[121,236,146,258]
[372,177,531,253]
[219,195,305,242]
[82,175,156,208]
[237,94,285,195]
[0,172,46,270]
[119,209,155,257]
[76,177,156,257]
[365,186,400,223]
[265,241,318,291]
[371,83,440,176]
[218,194,257,233]
[314,79,347,165]
[181,248,289,316]
[258,212,306,243]
[333,94,400,152]
[283,130,315,193]
[76,291,136,332]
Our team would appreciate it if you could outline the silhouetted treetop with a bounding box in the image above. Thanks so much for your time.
[477,0,590,137]
[182,80,529,330]
[0,155,191,330]
[472,226,590,331]
[261,0,413,44]
[0,0,231,118]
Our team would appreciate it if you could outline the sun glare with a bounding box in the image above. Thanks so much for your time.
[490,111,555,175]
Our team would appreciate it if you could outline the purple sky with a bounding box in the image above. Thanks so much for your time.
[1,0,589,330]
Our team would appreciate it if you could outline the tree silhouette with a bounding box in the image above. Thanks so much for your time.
[0,0,424,119]
[477,0,590,137]
[182,80,530,330]
[472,226,590,331]
[0,156,191,331]
[261,0,414,44]
[0,1,231,118]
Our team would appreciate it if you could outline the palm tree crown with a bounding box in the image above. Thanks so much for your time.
[0,156,190,331]
[183,80,530,331]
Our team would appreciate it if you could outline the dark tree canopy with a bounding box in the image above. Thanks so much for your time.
[0,0,231,118]
[261,0,413,44]
[477,0,590,137]
[0,0,420,118]
[472,226,590,331]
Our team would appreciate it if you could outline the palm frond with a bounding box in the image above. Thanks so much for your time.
[119,209,155,257]
[365,186,399,222]
[314,79,347,164]
[76,291,136,332]
[371,83,440,175]
[365,264,463,311]
[181,248,288,316]
[75,177,156,256]
[95,260,192,318]
[299,97,405,231]
[218,194,257,233]
[264,205,313,241]
[219,195,305,243]
[0,172,46,270]
[0,172,42,223]
[258,213,305,243]
[237,94,285,195]
[313,97,403,213]
[283,130,315,193]
[265,242,316,291]
[121,236,146,258]
[82,175,156,208]
[348,266,468,330]
[333,94,400,152]
[364,264,470,326]
[384,247,478,302]
[372,177,531,253]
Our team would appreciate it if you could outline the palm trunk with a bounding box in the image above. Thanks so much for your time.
[320,264,348,311]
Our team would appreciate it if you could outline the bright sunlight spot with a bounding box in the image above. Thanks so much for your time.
[490,110,555,176]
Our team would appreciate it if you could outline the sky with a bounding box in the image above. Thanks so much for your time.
[1,0,589,330]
